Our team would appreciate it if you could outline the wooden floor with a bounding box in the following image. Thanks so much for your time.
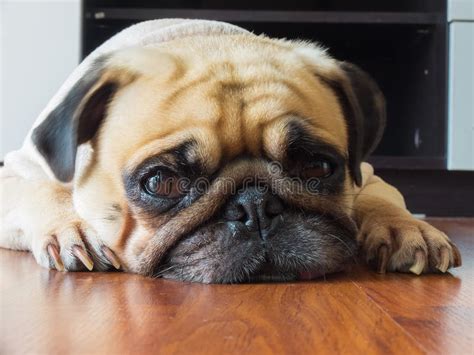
[1,218,472,354]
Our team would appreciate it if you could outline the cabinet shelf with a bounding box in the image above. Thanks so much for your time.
[87,9,444,25]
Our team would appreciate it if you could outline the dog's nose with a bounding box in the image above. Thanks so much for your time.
[223,186,284,233]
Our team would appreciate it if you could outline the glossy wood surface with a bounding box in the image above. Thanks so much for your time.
[1,218,472,354]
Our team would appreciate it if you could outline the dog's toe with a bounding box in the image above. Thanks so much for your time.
[57,225,94,271]
[32,223,93,271]
[31,221,121,272]
[359,217,461,275]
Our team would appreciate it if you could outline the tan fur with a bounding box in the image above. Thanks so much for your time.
[352,164,461,273]
[0,33,460,275]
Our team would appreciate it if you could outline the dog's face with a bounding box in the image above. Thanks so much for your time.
[33,35,385,283]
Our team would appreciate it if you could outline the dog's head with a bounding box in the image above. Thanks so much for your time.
[32,34,385,283]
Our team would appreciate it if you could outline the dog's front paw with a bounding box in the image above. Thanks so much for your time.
[31,220,121,272]
[359,216,462,275]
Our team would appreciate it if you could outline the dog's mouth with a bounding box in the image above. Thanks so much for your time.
[155,214,356,284]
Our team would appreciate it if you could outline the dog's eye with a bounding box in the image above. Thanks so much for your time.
[143,169,183,198]
[303,160,333,179]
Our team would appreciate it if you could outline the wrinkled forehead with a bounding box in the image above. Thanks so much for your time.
[99,39,348,172]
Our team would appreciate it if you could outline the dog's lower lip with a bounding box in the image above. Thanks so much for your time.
[247,261,324,282]
[247,273,296,282]
[246,269,324,282]
[297,270,324,280]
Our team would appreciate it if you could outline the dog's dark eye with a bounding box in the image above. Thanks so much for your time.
[303,160,333,179]
[143,169,183,198]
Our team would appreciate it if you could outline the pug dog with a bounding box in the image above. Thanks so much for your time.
[0,19,461,283]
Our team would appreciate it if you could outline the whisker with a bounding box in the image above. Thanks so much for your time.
[327,233,359,265]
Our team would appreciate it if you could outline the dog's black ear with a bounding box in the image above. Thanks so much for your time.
[326,63,386,186]
[32,57,130,182]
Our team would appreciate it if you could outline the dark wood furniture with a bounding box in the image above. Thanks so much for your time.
[1,218,472,354]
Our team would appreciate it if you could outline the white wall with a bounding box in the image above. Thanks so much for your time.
[448,0,474,170]
[0,0,80,159]
[448,22,474,170]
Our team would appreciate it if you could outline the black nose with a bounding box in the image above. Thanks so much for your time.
[223,186,284,233]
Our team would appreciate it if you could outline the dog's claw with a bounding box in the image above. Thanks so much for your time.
[376,245,389,274]
[450,243,462,268]
[72,245,94,271]
[436,247,450,273]
[102,246,121,270]
[409,250,426,275]
[47,244,64,271]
